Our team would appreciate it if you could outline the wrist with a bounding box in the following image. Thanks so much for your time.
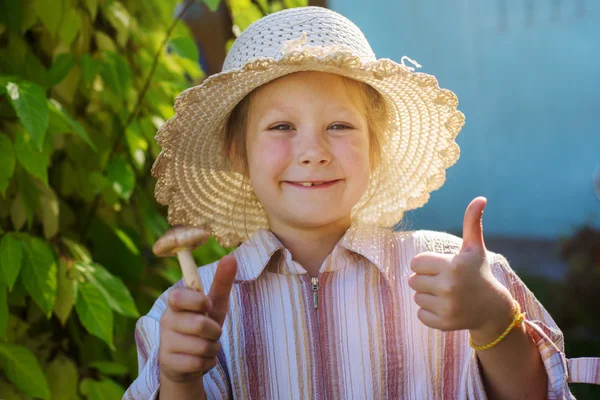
[469,290,515,345]
[159,371,206,400]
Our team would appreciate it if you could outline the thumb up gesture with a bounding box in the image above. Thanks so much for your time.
[408,197,514,334]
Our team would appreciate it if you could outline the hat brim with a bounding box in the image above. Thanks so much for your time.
[152,50,463,247]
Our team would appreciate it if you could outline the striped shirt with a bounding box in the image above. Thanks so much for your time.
[125,222,600,399]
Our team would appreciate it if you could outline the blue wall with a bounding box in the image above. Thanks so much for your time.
[330,0,600,238]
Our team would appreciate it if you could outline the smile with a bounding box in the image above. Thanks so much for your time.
[285,180,342,188]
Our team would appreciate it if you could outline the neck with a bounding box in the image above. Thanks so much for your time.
[268,216,352,277]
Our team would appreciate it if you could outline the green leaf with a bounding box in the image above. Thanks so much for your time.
[0,0,21,32]
[256,0,269,13]
[75,279,114,349]
[0,233,23,290]
[204,0,221,12]
[80,53,99,85]
[89,220,143,283]
[0,35,49,88]
[48,99,96,149]
[103,1,131,47]
[125,120,148,171]
[58,8,81,46]
[20,0,37,33]
[6,314,29,341]
[0,343,51,399]
[5,80,49,151]
[106,157,135,200]
[230,2,263,32]
[99,51,131,101]
[61,238,92,263]
[95,31,117,52]
[37,185,59,239]
[80,378,124,400]
[49,53,76,86]
[283,0,308,7]
[21,236,57,317]
[34,0,63,35]
[0,285,7,340]
[0,377,22,400]
[169,36,199,62]
[17,168,40,227]
[10,194,27,231]
[81,263,139,318]
[53,258,77,325]
[84,0,98,20]
[14,129,50,185]
[45,354,79,400]
[89,360,129,376]
[0,134,15,196]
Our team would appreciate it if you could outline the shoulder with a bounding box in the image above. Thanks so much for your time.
[408,229,463,255]
[400,229,510,270]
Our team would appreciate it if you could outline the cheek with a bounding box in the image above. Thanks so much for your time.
[247,137,292,180]
[334,136,371,178]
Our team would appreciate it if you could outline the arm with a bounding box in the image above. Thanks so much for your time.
[159,373,206,400]
[409,198,572,400]
[123,282,233,400]
[468,281,547,399]
[468,253,571,400]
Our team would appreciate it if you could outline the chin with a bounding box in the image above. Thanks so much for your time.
[282,208,352,228]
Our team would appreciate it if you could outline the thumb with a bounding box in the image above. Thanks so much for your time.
[461,196,487,253]
[208,254,238,326]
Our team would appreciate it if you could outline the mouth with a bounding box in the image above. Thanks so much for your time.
[284,179,342,189]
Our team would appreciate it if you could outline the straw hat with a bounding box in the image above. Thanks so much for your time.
[151,6,464,247]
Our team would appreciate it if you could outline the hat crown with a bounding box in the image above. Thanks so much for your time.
[223,6,376,71]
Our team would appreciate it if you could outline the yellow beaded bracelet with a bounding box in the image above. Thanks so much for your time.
[469,300,526,351]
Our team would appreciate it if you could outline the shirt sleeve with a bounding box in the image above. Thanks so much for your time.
[465,252,574,400]
[123,282,233,399]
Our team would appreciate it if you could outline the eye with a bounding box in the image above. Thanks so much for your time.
[328,123,352,131]
[269,123,295,131]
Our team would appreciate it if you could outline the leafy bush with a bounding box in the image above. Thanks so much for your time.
[0,0,306,397]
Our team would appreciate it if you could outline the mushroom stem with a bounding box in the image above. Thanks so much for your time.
[176,249,204,293]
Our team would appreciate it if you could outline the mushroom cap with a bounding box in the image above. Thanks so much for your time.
[153,225,210,257]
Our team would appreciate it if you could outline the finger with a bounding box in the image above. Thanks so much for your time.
[417,308,443,330]
[165,353,217,375]
[408,273,438,294]
[461,196,487,253]
[413,292,438,311]
[168,288,213,313]
[168,332,222,358]
[171,312,223,341]
[208,254,238,326]
[410,252,451,275]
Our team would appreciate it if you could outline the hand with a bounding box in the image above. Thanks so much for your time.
[159,255,238,384]
[408,197,514,335]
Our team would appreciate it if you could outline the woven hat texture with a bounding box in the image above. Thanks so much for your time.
[151,6,464,247]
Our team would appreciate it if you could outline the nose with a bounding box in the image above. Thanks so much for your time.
[297,131,332,166]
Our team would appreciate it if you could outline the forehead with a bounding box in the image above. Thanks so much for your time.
[250,71,368,112]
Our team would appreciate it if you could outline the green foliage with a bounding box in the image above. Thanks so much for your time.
[0,342,50,399]
[0,0,299,397]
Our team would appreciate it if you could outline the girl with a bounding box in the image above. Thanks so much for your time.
[125,6,599,399]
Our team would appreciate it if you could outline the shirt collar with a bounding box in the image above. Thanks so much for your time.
[232,221,397,284]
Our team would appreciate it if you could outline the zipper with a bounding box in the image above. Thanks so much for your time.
[312,277,319,309]
[307,275,326,399]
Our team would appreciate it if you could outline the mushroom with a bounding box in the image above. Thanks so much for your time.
[153,225,210,293]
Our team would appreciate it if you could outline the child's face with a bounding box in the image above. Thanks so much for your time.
[245,71,371,230]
